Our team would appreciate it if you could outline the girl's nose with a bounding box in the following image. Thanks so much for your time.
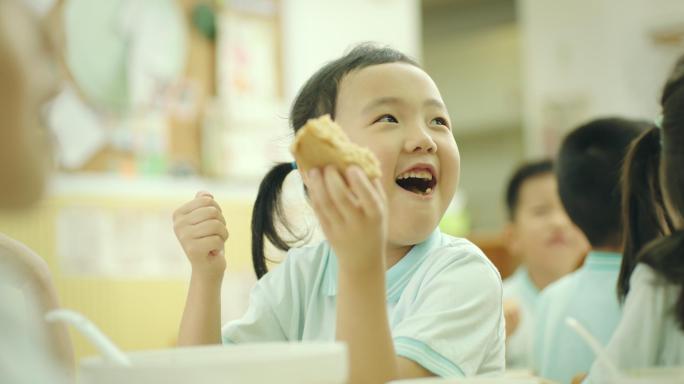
[551,209,571,228]
[404,124,437,153]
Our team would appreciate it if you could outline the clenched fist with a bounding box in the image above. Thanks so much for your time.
[173,191,229,280]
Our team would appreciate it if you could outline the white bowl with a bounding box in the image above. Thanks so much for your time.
[79,342,347,384]
[620,367,684,384]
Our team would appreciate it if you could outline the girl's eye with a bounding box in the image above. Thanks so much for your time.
[431,117,450,128]
[375,114,398,124]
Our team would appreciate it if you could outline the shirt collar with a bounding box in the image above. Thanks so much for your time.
[516,266,541,298]
[583,250,622,268]
[322,229,443,303]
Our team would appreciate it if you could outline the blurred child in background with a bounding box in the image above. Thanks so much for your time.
[0,0,73,382]
[532,117,647,383]
[502,159,588,369]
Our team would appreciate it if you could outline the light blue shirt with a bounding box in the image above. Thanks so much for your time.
[503,267,540,368]
[533,251,623,383]
[222,230,505,377]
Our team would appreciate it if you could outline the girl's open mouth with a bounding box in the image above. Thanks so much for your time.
[395,167,437,196]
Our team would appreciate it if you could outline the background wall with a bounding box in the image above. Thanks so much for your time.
[519,0,684,157]
[423,0,524,231]
[0,180,255,360]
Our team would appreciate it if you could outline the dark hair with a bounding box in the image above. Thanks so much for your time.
[251,43,419,279]
[637,54,684,330]
[556,117,648,248]
[617,127,674,302]
[505,159,554,220]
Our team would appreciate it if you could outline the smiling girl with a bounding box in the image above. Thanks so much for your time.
[173,44,504,383]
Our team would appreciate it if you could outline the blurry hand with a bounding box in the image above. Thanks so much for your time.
[571,372,588,384]
[306,166,387,273]
[503,299,521,339]
[173,191,228,281]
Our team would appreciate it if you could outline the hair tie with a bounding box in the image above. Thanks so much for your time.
[655,115,664,129]
[291,162,298,170]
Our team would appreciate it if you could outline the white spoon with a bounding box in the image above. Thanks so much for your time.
[565,317,623,381]
[46,309,131,366]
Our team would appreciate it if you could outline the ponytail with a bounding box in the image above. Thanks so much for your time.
[617,127,673,302]
[251,162,294,279]
[643,54,684,329]
[637,231,684,330]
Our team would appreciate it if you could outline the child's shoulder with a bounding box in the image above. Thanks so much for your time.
[437,233,486,253]
[632,263,678,293]
[403,233,503,303]
[286,241,329,262]
[424,233,502,282]
[259,242,331,289]
[274,241,331,276]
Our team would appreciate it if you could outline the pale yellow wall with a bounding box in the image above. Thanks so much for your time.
[0,194,254,361]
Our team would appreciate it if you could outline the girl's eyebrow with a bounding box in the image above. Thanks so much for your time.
[424,98,446,110]
[362,97,402,113]
[361,97,447,113]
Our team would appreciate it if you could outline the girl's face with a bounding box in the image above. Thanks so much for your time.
[334,62,460,247]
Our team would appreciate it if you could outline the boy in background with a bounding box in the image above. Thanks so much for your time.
[502,159,589,368]
[532,118,647,383]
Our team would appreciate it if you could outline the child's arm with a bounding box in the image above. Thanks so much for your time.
[1,238,75,377]
[307,166,431,383]
[173,192,229,346]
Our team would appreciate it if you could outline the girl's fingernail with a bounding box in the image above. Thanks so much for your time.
[308,169,319,179]
[196,191,214,199]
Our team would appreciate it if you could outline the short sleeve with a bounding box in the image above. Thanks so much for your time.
[392,245,505,377]
[584,265,665,383]
[221,250,307,343]
[221,280,288,344]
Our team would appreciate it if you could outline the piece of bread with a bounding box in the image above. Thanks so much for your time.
[291,114,381,178]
